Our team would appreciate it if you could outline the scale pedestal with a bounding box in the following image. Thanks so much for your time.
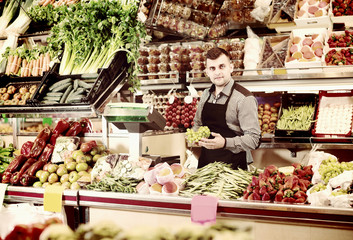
[103,103,166,159]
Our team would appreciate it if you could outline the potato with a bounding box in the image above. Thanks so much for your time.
[273,102,281,108]
[262,118,270,124]
[263,110,271,116]
[19,87,28,94]
[270,107,278,113]
[0,88,6,94]
[262,124,269,131]
[258,104,264,111]
[269,122,276,129]
[270,116,278,122]
[264,103,271,111]
[262,114,271,120]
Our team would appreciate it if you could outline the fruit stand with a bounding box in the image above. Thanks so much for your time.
[3,0,353,239]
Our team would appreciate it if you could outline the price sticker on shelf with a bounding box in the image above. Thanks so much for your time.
[44,185,65,213]
[191,195,218,225]
[0,183,8,210]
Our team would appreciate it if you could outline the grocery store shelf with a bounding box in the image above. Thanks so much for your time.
[260,137,353,150]
[0,104,96,118]
[5,186,79,206]
[187,71,353,92]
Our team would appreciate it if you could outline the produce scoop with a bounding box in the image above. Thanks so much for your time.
[103,103,166,158]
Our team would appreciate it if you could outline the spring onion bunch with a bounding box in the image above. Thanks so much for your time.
[0,0,20,37]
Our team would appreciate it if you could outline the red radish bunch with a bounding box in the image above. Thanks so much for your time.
[332,0,353,16]
[327,30,353,48]
[243,164,313,203]
[325,48,353,65]
[165,96,198,129]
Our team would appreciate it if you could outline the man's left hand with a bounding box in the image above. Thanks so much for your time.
[198,132,225,150]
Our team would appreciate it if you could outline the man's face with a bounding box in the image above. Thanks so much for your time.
[205,54,233,88]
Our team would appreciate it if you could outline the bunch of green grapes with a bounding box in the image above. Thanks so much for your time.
[310,183,327,194]
[318,157,353,184]
[186,126,211,144]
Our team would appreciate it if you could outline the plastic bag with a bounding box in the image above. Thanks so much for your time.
[243,26,261,75]
[329,170,353,190]
[306,184,332,206]
[184,149,198,170]
[51,136,80,164]
[251,0,272,22]
[328,191,353,208]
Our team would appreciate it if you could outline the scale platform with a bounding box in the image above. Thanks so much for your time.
[103,103,166,158]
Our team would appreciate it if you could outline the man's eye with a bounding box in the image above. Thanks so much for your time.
[220,64,225,69]
[210,67,215,71]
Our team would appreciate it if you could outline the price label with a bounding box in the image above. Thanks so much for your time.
[44,185,65,213]
[191,195,218,225]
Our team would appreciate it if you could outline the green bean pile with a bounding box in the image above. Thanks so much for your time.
[86,176,140,193]
[276,105,315,130]
[179,162,255,200]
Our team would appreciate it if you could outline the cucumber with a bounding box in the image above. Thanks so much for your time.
[73,79,79,91]
[46,92,64,97]
[72,87,85,96]
[43,96,61,101]
[78,80,93,89]
[60,85,73,103]
[52,82,72,92]
[42,100,59,104]
[66,94,85,103]
[49,78,72,91]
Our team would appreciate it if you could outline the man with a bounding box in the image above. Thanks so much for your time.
[193,47,261,170]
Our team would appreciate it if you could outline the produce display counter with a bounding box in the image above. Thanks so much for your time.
[78,190,353,228]
[5,186,78,206]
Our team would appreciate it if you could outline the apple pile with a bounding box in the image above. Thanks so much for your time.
[258,102,280,136]
[325,48,353,65]
[136,162,186,196]
[32,141,108,190]
[243,163,313,203]
[327,30,353,48]
[331,0,353,16]
[165,96,198,129]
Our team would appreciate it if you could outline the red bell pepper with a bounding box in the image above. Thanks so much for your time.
[10,158,37,185]
[80,118,93,133]
[65,121,83,136]
[4,224,30,240]
[49,133,62,145]
[29,138,46,158]
[53,119,70,134]
[20,160,47,186]
[38,144,55,162]
[21,141,34,158]
[36,127,52,142]
[2,154,27,175]
[1,171,12,184]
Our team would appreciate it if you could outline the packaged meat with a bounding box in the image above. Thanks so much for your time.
[169,52,182,62]
[230,39,245,51]
[190,52,205,61]
[51,136,80,164]
[217,40,232,51]
[189,43,204,53]
[147,64,159,73]
[169,62,182,71]
[113,155,152,180]
[148,56,161,64]
[232,60,244,69]
[159,54,171,63]
[138,64,148,74]
[138,56,148,65]
[139,47,149,57]
[148,46,161,56]
[202,41,216,51]
[230,0,244,10]
[159,44,170,55]
[190,61,205,70]
[91,154,119,182]
[171,44,183,54]
[158,63,170,72]
[244,8,256,23]
[229,51,244,60]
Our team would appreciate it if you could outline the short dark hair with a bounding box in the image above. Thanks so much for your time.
[206,47,231,60]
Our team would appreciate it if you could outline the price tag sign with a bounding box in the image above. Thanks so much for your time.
[44,185,65,213]
[0,183,8,210]
[191,195,218,225]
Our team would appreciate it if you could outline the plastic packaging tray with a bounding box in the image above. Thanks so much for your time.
[312,90,353,142]
[275,93,318,138]
[255,92,282,140]
[0,77,42,106]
